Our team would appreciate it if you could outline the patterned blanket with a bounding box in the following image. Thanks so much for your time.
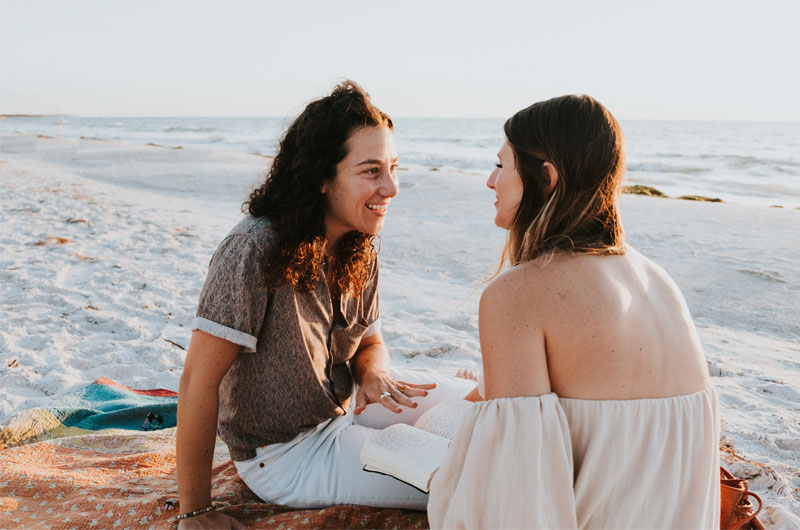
[0,378,428,529]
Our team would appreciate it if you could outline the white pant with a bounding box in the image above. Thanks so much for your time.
[234,367,475,510]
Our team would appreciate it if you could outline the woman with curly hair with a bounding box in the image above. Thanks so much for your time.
[428,95,719,528]
[175,81,472,529]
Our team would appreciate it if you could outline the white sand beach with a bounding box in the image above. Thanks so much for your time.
[1,133,799,526]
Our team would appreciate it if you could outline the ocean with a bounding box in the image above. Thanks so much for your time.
[1,115,798,207]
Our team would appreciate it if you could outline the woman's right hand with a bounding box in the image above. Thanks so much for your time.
[177,511,248,529]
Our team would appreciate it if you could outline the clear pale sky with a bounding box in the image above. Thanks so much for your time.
[2,0,799,121]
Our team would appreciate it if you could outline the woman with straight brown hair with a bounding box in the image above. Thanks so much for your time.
[428,95,720,529]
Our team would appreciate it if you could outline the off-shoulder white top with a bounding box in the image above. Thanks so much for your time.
[428,387,720,529]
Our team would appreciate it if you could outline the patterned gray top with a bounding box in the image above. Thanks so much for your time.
[192,216,380,461]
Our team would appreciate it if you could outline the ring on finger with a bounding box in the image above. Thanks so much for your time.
[398,384,406,393]
[379,391,393,399]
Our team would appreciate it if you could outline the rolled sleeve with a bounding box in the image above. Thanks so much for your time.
[193,233,269,353]
[362,258,381,335]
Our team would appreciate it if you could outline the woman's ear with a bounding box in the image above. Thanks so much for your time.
[542,162,559,194]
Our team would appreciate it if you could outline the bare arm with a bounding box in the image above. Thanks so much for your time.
[349,330,391,385]
[350,330,436,414]
[479,273,551,400]
[177,330,241,515]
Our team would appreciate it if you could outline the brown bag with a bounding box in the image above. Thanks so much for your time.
[720,467,765,530]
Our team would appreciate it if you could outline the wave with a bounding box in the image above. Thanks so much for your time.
[162,126,218,133]
[627,162,710,175]
[629,154,799,176]
[403,136,495,148]
[721,180,800,198]
[700,153,800,170]
[401,152,494,172]
[628,156,799,177]
[738,268,787,284]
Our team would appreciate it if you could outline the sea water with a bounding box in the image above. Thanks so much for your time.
[1,115,798,207]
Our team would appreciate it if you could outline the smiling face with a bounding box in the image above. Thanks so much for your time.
[322,126,399,245]
[486,141,524,229]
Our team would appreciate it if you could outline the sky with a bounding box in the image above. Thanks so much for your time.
[1,0,799,121]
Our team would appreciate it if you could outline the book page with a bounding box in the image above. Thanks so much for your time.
[413,397,474,440]
[360,423,450,492]
[365,422,448,454]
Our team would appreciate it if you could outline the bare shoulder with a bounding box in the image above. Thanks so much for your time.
[626,245,693,309]
[480,257,567,313]
[538,246,710,398]
[479,263,552,399]
[479,265,528,311]
[479,266,531,336]
[626,245,671,279]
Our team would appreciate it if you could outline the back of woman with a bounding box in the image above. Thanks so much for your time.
[428,95,719,529]
[534,249,710,400]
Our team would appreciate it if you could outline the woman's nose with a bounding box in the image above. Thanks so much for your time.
[380,170,399,198]
[487,169,498,190]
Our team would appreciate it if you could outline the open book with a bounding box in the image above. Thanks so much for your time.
[359,397,474,493]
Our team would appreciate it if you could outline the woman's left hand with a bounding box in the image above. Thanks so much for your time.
[353,369,436,415]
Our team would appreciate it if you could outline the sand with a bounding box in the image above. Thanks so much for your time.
[1,133,798,526]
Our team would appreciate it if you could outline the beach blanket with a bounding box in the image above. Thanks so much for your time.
[0,378,428,529]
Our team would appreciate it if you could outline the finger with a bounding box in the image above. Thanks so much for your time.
[390,389,418,409]
[354,388,367,415]
[395,380,436,397]
[397,386,429,398]
[398,380,437,390]
[378,393,402,414]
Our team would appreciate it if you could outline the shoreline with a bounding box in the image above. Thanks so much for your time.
[1,133,799,526]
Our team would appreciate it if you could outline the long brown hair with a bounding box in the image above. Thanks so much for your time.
[243,81,393,295]
[501,94,626,266]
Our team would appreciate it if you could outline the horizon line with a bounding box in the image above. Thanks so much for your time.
[2,113,800,125]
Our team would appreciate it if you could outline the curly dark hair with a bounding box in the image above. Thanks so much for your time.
[243,80,393,295]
